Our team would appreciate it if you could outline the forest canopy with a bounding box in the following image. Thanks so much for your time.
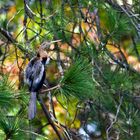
[0,0,140,140]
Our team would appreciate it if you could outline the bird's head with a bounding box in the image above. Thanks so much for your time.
[37,40,61,64]
[37,48,48,58]
[37,48,50,65]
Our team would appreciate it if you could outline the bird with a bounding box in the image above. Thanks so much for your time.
[24,48,50,120]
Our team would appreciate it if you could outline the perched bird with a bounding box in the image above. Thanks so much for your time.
[24,48,50,120]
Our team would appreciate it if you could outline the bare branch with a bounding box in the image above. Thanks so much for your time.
[106,96,123,140]
[37,94,63,140]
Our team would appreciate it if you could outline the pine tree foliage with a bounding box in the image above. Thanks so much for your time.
[0,75,16,108]
[100,7,132,43]
[0,75,28,139]
[0,115,28,140]
[60,58,94,99]
[0,0,140,140]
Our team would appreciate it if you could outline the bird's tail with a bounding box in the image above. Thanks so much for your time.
[28,92,37,120]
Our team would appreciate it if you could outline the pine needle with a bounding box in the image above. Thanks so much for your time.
[60,58,94,100]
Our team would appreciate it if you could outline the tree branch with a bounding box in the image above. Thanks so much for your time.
[106,96,123,140]
[37,94,63,140]
[0,27,27,53]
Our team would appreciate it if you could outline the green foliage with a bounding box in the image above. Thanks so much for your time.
[103,67,133,91]
[0,0,140,139]
[100,7,132,42]
[0,75,30,139]
[115,101,140,140]
[0,75,28,112]
[15,88,29,106]
[0,75,15,108]
[60,58,94,100]
[0,114,28,140]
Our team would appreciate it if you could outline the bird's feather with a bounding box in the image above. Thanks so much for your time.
[24,50,48,120]
[24,57,45,92]
[28,92,36,120]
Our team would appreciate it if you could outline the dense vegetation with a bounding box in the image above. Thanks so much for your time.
[0,0,140,139]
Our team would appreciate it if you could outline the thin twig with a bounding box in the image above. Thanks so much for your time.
[19,129,48,139]
[41,84,61,93]
[106,96,123,140]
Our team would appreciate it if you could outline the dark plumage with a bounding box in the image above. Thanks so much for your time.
[24,49,49,120]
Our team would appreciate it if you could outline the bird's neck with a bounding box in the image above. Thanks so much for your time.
[41,57,47,65]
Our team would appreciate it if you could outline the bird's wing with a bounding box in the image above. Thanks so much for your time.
[31,60,45,87]
[24,57,38,86]
[24,57,45,91]
[24,64,33,86]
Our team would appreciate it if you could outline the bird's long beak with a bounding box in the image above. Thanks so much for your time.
[41,40,62,49]
[49,39,62,44]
